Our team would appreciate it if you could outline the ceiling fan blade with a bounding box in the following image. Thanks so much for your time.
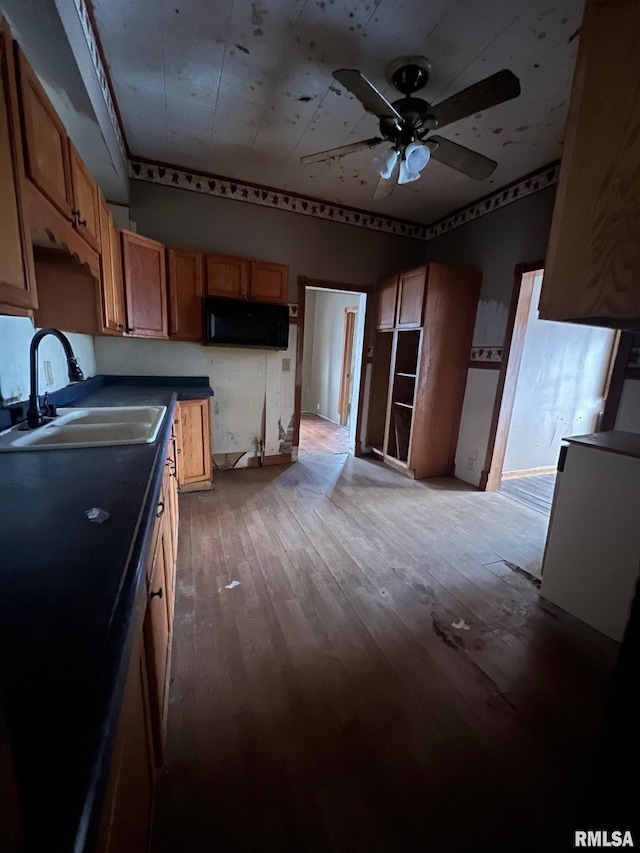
[427,136,497,181]
[373,159,400,199]
[300,137,384,165]
[333,69,403,123]
[430,69,520,130]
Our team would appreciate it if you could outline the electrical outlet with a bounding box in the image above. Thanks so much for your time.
[316,403,320,411]
[467,457,476,471]
[43,360,54,386]
[281,358,290,372]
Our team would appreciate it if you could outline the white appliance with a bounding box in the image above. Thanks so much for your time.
[540,432,640,642]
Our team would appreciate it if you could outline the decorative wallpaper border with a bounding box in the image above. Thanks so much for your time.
[469,346,503,366]
[424,163,560,240]
[129,158,560,241]
[128,160,429,240]
[71,0,127,163]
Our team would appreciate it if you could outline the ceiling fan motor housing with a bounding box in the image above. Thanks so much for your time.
[387,56,432,94]
[380,96,437,145]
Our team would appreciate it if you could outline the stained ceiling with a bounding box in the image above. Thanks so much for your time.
[90,0,584,224]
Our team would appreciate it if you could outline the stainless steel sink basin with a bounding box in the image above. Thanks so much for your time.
[0,406,167,451]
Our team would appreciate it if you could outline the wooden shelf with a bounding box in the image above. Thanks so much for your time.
[396,372,416,378]
[393,401,414,410]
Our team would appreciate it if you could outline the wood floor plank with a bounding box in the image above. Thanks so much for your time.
[151,425,619,853]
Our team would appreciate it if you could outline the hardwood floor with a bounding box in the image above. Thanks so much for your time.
[501,473,556,516]
[300,413,350,455]
[152,453,618,853]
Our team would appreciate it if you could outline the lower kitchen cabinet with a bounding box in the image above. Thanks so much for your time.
[98,435,180,850]
[174,398,213,491]
[96,624,155,853]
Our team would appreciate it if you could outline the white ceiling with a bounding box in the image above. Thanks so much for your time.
[90,0,584,223]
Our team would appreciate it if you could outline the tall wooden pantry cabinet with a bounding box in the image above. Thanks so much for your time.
[367,264,480,480]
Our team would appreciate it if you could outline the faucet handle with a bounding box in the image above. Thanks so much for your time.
[41,392,57,418]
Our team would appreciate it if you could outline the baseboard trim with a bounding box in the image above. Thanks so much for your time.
[501,465,556,480]
[262,453,293,467]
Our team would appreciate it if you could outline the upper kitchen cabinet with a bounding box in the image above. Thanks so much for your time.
[249,260,288,304]
[98,193,125,334]
[376,275,398,330]
[0,21,36,312]
[396,268,426,329]
[121,230,168,338]
[205,254,288,304]
[168,247,204,341]
[540,0,640,326]
[69,142,100,252]
[14,43,73,221]
[205,253,248,299]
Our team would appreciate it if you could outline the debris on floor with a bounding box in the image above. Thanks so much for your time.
[224,580,241,590]
[451,618,471,631]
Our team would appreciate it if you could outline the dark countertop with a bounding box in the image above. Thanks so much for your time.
[564,430,640,461]
[0,376,213,852]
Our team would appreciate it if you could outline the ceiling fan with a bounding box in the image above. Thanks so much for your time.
[300,57,521,198]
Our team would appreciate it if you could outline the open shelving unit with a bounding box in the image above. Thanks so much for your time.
[366,264,481,479]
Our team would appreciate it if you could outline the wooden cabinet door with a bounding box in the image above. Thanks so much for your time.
[121,230,167,338]
[168,247,204,340]
[249,260,288,304]
[205,253,248,299]
[377,275,398,329]
[0,22,36,311]
[98,193,125,333]
[15,44,73,220]
[540,0,640,324]
[397,267,426,328]
[144,526,172,763]
[175,399,212,489]
[69,142,100,251]
[96,628,155,853]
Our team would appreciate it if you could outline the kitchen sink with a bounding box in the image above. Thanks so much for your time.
[0,406,167,451]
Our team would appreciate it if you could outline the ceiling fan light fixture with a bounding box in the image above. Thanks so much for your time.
[398,143,430,184]
[374,148,399,179]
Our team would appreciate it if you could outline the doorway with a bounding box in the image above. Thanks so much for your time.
[297,284,367,457]
[483,266,617,513]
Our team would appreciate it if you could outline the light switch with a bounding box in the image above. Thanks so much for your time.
[281,358,291,372]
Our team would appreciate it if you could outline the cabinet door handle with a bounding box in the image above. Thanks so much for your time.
[176,448,182,454]
[156,501,165,519]
[150,587,163,600]
[116,323,123,330]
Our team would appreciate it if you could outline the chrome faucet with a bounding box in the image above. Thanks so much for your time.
[26,328,84,429]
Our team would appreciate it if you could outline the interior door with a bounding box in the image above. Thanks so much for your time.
[338,308,357,426]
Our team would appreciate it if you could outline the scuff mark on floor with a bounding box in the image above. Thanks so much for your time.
[504,561,542,588]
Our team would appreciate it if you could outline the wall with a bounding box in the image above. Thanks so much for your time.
[0,317,96,405]
[616,381,640,433]
[503,273,615,473]
[95,181,425,463]
[425,186,557,486]
[302,289,364,424]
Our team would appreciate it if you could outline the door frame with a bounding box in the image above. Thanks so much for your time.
[337,307,358,426]
[479,261,625,491]
[294,276,375,455]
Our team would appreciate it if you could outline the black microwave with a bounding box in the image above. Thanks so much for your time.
[204,297,289,350]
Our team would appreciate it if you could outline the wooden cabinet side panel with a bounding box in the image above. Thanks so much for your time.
[144,530,172,763]
[410,265,480,479]
[168,248,204,340]
[15,45,72,219]
[205,253,248,299]
[98,193,118,333]
[540,0,640,322]
[177,398,212,486]
[121,231,168,338]
[376,276,398,329]
[109,218,126,331]
[0,23,36,310]
[397,267,426,328]
[249,260,288,303]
